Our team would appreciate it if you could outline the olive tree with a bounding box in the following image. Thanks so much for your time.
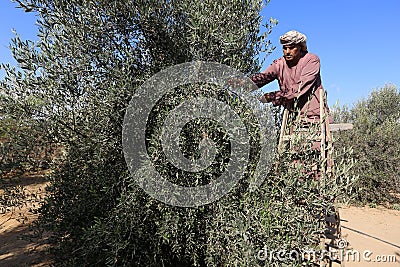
[1,0,352,266]
[332,84,400,204]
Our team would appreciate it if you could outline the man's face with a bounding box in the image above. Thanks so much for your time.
[283,45,302,64]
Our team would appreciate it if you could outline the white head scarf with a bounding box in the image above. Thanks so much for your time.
[280,30,308,52]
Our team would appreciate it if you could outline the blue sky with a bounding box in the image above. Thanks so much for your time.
[1,0,399,107]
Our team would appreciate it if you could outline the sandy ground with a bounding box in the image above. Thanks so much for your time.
[1,174,399,267]
[339,206,400,266]
[0,172,52,267]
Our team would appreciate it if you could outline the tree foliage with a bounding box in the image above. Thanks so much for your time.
[332,84,400,204]
[1,0,353,266]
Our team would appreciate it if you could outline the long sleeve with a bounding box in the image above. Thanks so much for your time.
[249,60,279,88]
[248,53,324,116]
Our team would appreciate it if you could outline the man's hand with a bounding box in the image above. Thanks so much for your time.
[259,92,275,103]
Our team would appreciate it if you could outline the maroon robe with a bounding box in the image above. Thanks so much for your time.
[250,52,330,123]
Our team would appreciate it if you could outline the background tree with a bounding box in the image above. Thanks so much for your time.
[333,84,400,205]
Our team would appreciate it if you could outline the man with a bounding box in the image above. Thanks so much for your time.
[248,30,333,179]
[250,30,329,123]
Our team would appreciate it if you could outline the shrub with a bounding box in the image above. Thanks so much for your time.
[332,84,400,204]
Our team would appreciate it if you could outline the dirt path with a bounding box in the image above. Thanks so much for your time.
[0,172,52,267]
[339,206,400,266]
